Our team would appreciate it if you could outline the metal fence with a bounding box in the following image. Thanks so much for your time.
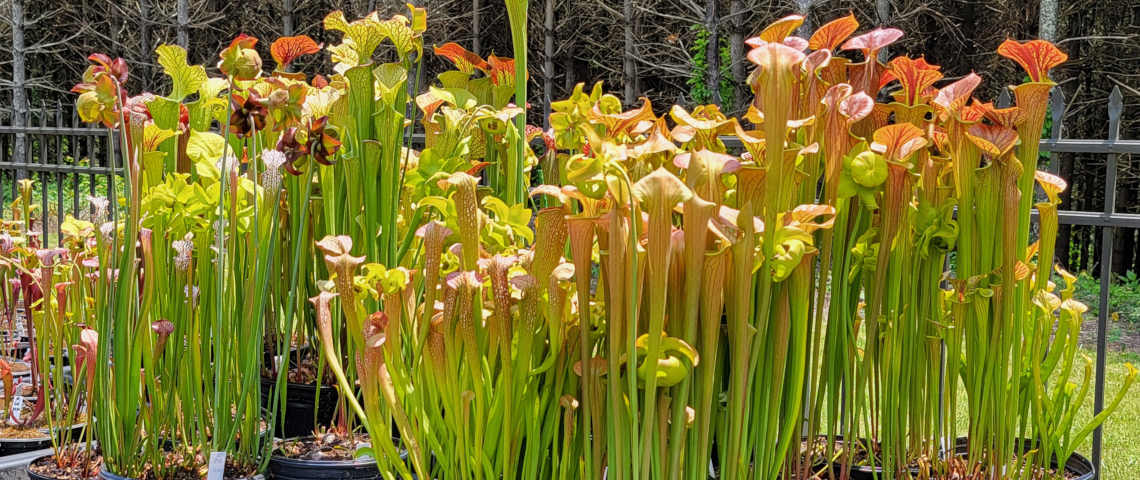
[0,102,120,243]
[1,88,1138,479]
[1037,85,1140,480]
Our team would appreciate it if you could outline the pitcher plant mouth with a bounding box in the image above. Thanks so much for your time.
[47,6,1138,480]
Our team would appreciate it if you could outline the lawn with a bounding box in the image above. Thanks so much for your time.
[1070,349,1139,480]
[1066,271,1140,478]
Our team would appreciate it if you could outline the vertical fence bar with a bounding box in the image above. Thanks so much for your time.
[38,105,48,245]
[1092,86,1122,480]
[0,115,7,218]
[87,120,96,217]
[70,105,80,218]
[107,129,117,223]
[55,104,64,246]
[997,88,1011,108]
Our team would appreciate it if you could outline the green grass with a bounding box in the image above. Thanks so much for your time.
[1,164,121,214]
[1069,349,1139,480]
[1069,271,1140,325]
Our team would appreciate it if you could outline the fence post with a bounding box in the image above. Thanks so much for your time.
[997,87,1012,108]
[15,107,27,182]
[1092,85,1123,480]
[68,102,80,218]
[38,102,48,244]
[1,114,7,218]
[107,128,118,223]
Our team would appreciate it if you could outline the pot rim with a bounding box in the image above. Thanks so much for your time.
[25,452,99,480]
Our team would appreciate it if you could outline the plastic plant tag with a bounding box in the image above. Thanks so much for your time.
[206,451,227,480]
[7,395,25,425]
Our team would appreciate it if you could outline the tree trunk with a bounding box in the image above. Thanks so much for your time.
[1111,185,1134,275]
[1077,183,1090,272]
[139,0,152,90]
[796,0,815,36]
[10,0,28,179]
[283,0,294,36]
[1047,1,1070,267]
[1038,0,1058,41]
[472,0,481,55]
[875,0,890,60]
[622,0,636,104]
[177,0,189,48]
[1132,230,1140,274]
[1115,227,1135,276]
[1057,153,1075,268]
[1073,227,1082,272]
[1093,226,1103,276]
[704,0,720,105]
[543,0,555,128]
[729,0,745,114]
[564,47,576,93]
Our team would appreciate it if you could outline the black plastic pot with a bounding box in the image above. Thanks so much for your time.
[1063,453,1096,480]
[26,454,60,480]
[848,463,919,480]
[7,342,31,359]
[268,436,415,480]
[1,435,54,455]
[953,437,1095,480]
[0,423,84,454]
[263,345,310,371]
[259,377,338,438]
[267,454,381,480]
[97,468,134,480]
[6,359,32,377]
[99,466,266,480]
[793,435,843,477]
[828,438,922,480]
[25,453,97,480]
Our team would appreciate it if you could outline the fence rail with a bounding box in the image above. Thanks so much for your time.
[0,87,1134,479]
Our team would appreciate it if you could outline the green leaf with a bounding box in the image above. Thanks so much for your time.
[428,86,478,110]
[377,17,416,59]
[186,131,225,166]
[438,71,473,90]
[187,78,229,131]
[482,196,534,244]
[634,333,700,387]
[406,149,466,197]
[374,63,408,105]
[140,151,167,189]
[324,11,386,66]
[142,123,178,150]
[146,96,181,131]
[155,44,208,101]
[850,150,887,188]
[60,215,94,241]
[565,153,607,199]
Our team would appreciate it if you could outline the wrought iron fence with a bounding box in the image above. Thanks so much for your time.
[0,87,1137,479]
[0,102,120,242]
[1040,86,1140,480]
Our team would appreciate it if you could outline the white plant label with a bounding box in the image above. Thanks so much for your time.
[206,451,227,480]
[8,395,26,425]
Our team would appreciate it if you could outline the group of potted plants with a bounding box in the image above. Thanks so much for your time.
[0,179,99,478]
[2,4,1133,480]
